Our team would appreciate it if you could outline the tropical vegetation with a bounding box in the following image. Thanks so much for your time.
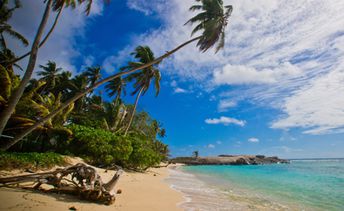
[0,0,232,170]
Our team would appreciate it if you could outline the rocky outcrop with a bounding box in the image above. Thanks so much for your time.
[170,155,289,165]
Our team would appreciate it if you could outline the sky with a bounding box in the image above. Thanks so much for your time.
[8,0,344,159]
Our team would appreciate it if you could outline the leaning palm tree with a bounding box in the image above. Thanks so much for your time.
[2,0,233,150]
[105,77,126,104]
[37,61,63,93]
[122,46,161,136]
[0,0,100,138]
[84,66,102,86]
[186,0,232,53]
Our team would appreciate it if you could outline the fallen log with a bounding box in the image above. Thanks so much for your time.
[0,163,122,205]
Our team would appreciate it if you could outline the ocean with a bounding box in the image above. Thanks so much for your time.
[165,159,344,211]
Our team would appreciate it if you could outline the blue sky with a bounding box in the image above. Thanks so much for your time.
[10,0,344,158]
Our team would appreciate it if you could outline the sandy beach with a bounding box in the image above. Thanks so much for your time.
[0,162,184,211]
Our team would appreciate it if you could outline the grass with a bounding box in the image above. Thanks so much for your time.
[0,152,67,170]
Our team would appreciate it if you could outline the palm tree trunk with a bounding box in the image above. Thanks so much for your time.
[4,4,64,65]
[0,0,53,137]
[0,36,202,151]
[124,87,143,136]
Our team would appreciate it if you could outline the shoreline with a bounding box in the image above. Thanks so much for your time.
[169,165,297,211]
[0,164,184,211]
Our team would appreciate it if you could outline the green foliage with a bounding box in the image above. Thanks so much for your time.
[68,124,133,166]
[126,134,164,170]
[0,152,66,170]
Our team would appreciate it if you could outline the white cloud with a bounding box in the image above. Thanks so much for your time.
[105,0,344,135]
[126,0,167,16]
[218,99,237,112]
[248,137,259,143]
[9,0,103,75]
[207,144,215,149]
[174,87,188,93]
[216,141,222,145]
[213,63,301,85]
[205,116,246,127]
[271,68,344,135]
[170,80,188,94]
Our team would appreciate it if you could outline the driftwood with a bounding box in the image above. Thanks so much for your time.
[0,163,122,205]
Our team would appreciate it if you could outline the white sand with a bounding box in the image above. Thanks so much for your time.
[0,159,184,211]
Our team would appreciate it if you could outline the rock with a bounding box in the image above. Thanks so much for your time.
[116,189,122,194]
[25,169,35,173]
[234,158,249,165]
[170,155,289,166]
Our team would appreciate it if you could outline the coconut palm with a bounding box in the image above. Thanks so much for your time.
[37,61,63,93]
[3,0,233,150]
[84,66,102,86]
[0,0,28,48]
[69,75,89,112]
[5,0,97,64]
[105,77,126,104]
[185,0,233,53]
[0,0,102,138]
[122,46,161,136]
[53,70,72,96]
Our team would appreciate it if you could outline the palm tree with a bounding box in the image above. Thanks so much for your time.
[3,0,97,65]
[0,0,100,138]
[84,66,102,86]
[0,1,27,71]
[192,151,199,159]
[123,46,161,136]
[37,61,63,93]
[2,0,233,150]
[69,75,88,112]
[0,0,29,48]
[105,77,126,104]
[53,70,72,96]
[186,0,232,53]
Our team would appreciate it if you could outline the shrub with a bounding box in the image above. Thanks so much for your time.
[0,152,66,170]
[68,124,133,166]
[125,135,162,170]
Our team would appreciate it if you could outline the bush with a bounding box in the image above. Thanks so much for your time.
[125,135,162,170]
[0,152,66,170]
[68,124,133,166]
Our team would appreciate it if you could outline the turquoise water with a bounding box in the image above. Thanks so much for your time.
[182,159,344,210]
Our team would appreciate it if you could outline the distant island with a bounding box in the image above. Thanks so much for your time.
[170,155,289,165]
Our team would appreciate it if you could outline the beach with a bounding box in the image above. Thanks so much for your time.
[0,162,184,211]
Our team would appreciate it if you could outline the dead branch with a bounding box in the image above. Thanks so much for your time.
[0,163,122,205]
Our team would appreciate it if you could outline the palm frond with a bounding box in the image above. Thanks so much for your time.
[3,27,29,46]
[186,0,232,52]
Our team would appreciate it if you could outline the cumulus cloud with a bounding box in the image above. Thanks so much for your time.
[248,137,259,143]
[213,63,301,85]
[205,116,246,127]
[106,0,344,134]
